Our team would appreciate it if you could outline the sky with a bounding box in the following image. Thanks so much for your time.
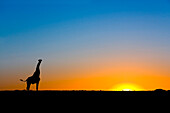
[0,0,170,91]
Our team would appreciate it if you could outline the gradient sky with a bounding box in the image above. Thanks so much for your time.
[0,0,170,90]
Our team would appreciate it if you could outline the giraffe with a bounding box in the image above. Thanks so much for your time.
[20,59,42,91]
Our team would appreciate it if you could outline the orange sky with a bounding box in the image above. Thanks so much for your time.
[24,75,170,91]
[1,51,170,91]
[2,74,170,91]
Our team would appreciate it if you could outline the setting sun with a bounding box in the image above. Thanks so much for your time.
[112,83,143,91]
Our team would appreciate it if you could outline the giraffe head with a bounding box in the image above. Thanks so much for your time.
[38,59,42,62]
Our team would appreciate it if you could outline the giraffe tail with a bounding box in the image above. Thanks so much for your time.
[20,79,26,82]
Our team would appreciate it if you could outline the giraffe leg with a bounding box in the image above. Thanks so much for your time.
[27,82,31,91]
[36,82,39,91]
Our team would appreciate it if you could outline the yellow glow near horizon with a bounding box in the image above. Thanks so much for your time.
[112,83,143,91]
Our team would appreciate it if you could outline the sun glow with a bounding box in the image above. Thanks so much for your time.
[112,83,143,91]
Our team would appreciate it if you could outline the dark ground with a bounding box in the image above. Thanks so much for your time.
[1,90,170,96]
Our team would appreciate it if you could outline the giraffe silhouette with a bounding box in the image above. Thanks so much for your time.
[20,59,42,91]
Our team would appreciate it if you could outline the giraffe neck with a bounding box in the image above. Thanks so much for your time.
[36,61,42,71]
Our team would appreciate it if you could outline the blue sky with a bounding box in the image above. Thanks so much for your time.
[0,0,170,89]
[1,0,170,36]
[0,0,170,62]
